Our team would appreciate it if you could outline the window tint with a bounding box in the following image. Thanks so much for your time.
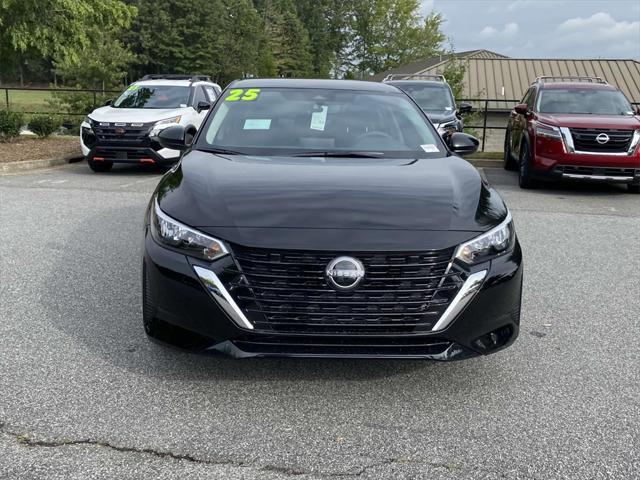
[192,86,207,106]
[395,84,455,112]
[201,88,443,158]
[537,88,634,115]
[112,85,190,109]
[203,86,218,102]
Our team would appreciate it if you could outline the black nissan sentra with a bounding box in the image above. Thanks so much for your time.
[143,79,523,360]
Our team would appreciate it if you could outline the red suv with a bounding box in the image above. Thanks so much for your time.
[504,76,640,193]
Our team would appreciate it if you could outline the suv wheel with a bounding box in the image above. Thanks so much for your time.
[628,184,640,194]
[503,131,517,171]
[518,142,536,189]
[87,158,113,173]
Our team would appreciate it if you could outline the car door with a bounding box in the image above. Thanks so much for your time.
[512,87,534,155]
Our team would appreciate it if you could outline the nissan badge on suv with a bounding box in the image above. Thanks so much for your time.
[80,74,221,172]
[141,79,523,360]
[504,76,640,192]
[384,74,473,137]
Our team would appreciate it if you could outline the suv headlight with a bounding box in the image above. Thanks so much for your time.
[534,121,562,140]
[82,116,92,126]
[455,213,515,265]
[437,120,458,136]
[150,116,182,136]
[149,198,228,261]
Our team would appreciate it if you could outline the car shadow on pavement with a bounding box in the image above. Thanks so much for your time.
[42,204,495,385]
[69,160,171,176]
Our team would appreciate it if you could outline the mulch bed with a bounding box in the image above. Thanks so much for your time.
[0,136,82,163]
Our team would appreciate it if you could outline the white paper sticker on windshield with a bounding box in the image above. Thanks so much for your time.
[243,119,271,130]
[421,144,440,153]
[310,106,328,131]
[179,103,187,108]
[445,106,453,111]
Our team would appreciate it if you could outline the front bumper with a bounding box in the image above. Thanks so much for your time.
[143,231,523,359]
[80,121,180,165]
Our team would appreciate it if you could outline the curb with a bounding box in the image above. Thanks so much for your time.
[0,153,84,174]
[466,158,503,168]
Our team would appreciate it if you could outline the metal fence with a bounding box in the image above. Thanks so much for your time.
[3,87,639,152]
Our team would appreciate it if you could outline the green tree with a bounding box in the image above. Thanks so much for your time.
[258,0,313,77]
[0,0,136,65]
[349,0,446,77]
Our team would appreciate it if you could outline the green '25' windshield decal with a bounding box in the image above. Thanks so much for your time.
[225,88,261,102]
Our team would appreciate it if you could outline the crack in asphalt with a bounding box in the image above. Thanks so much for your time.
[0,421,396,478]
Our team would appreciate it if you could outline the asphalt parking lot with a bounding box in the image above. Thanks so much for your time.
[0,161,638,479]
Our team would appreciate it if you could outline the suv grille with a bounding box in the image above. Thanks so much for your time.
[570,128,633,153]
[92,122,153,147]
[224,245,463,334]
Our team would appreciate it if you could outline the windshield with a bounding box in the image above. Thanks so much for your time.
[200,87,443,158]
[537,89,634,115]
[393,84,455,112]
[113,85,190,109]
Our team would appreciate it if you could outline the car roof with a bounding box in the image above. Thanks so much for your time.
[386,80,449,88]
[134,79,220,88]
[538,82,618,91]
[229,78,401,93]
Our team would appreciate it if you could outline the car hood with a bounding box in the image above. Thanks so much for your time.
[154,152,507,250]
[536,113,640,129]
[88,106,190,123]
[425,111,457,125]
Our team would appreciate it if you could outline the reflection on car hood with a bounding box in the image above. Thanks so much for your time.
[425,111,457,125]
[155,152,507,250]
[88,106,189,123]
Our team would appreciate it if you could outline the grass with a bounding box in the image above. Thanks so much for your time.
[2,89,55,113]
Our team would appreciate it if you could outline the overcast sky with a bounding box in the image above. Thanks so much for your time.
[422,0,640,59]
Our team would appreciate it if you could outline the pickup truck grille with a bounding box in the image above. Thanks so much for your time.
[570,128,633,153]
[225,245,462,334]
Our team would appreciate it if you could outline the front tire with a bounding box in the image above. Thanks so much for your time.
[628,184,640,194]
[518,141,536,189]
[503,131,517,171]
[87,158,113,173]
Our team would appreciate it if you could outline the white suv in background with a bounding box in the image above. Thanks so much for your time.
[80,74,221,172]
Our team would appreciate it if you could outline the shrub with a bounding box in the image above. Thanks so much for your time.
[28,114,63,138]
[0,110,25,141]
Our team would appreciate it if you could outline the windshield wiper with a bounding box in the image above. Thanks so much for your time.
[291,151,385,158]
[200,147,243,155]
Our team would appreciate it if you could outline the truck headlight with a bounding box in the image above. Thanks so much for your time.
[455,213,515,264]
[534,122,562,140]
[149,198,228,261]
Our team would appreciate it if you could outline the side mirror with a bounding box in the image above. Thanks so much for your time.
[447,132,479,156]
[104,99,112,106]
[458,102,473,114]
[156,125,190,151]
[196,101,211,113]
[514,103,529,115]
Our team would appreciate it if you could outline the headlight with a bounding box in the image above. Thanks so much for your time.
[150,116,182,136]
[534,121,562,140]
[83,115,92,126]
[455,213,515,264]
[437,121,457,136]
[149,198,228,261]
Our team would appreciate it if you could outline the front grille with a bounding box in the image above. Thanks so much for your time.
[92,122,153,147]
[224,245,463,334]
[570,128,633,153]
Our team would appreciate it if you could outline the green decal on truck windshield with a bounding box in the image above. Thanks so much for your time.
[225,88,261,102]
